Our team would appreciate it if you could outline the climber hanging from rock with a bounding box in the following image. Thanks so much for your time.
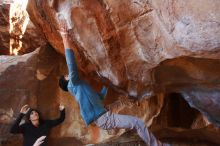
[58,15,170,146]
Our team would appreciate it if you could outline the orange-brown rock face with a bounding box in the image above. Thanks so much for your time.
[0,4,45,55]
[27,0,220,126]
[1,0,220,145]
[0,4,10,55]
[0,45,164,145]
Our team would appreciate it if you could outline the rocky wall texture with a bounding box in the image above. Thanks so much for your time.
[26,0,220,127]
[1,46,219,146]
[0,4,45,55]
[0,45,165,145]
[0,4,10,55]
[0,0,220,145]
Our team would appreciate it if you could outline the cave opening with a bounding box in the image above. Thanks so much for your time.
[152,93,219,146]
[152,92,201,130]
[165,92,199,129]
[9,0,29,55]
[0,0,31,56]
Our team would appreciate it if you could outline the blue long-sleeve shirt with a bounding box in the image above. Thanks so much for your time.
[65,49,107,125]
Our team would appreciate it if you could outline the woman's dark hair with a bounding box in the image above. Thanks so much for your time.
[59,75,69,92]
[25,109,44,124]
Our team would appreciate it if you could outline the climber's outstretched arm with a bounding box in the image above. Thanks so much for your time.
[59,19,79,82]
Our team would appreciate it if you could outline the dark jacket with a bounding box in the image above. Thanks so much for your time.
[10,109,65,146]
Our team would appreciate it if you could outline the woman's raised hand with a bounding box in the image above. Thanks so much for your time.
[20,104,30,114]
[59,104,65,111]
[33,136,46,146]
